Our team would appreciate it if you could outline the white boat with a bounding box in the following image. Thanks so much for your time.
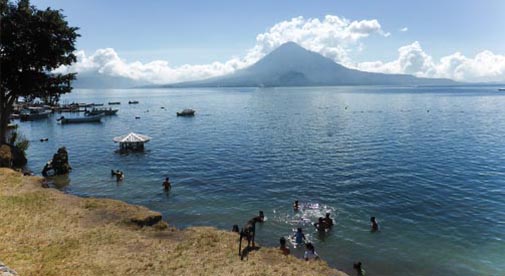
[20,107,51,121]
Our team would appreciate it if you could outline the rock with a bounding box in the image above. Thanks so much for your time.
[0,144,27,168]
[42,147,72,176]
[0,261,18,276]
[130,212,163,227]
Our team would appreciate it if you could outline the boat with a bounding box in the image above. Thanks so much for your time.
[85,107,118,116]
[58,114,103,124]
[128,100,139,104]
[19,107,51,121]
[176,108,195,116]
[108,102,121,105]
[92,103,104,106]
[7,123,18,129]
[498,88,505,91]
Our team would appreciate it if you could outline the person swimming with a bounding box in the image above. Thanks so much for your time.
[162,177,171,190]
[293,200,299,211]
[323,213,334,227]
[279,237,290,255]
[370,217,379,232]
[294,227,306,245]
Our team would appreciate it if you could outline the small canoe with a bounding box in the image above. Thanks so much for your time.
[128,101,139,104]
[108,102,121,105]
[58,114,103,124]
[177,109,195,116]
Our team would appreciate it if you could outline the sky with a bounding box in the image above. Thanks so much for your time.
[31,0,505,84]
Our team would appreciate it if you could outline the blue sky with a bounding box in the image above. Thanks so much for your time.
[32,0,505,64]
[34,0,505,83]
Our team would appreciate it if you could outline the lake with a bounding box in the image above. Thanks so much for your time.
[17,86,505,275]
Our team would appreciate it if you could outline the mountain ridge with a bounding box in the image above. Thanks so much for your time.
[161,42,456,88]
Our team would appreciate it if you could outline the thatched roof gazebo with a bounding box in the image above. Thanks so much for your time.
[113,132,151,151]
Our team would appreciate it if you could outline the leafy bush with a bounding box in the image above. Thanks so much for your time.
[8,131,30,157]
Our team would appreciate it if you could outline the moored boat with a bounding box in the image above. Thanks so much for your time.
[20,107,51,121]
[85,107,119,116]
[176,108,195,116]
[498,88,505,91]
[108,102,121,105]
[128,100,139,104]
[58,114,103,124]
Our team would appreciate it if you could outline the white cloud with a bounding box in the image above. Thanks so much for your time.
[56,15,389,84]
[56,15,505,84]
[357,41,505,82]
[400,27,408,32]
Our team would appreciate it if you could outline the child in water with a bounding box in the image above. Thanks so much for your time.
[279,237,290,255]
[294,227,306,245]
[370,217,379,232]
[354,262,366,276]
[162,177,171,190]
[304,243,319,261]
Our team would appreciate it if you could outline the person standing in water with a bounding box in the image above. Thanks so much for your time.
[314,217,329,231]
[323,213,334,228]
[163,177,171,191]
[304,243,319,261]
[353,262,366,276]
[254,211,265,223]
[370,217,379,232]
[293,200,299,211]
[279,237,290,255]
[294,227,306,245]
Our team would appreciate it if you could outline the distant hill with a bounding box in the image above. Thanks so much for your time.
[163,42,456,87]
[72,73,148,89]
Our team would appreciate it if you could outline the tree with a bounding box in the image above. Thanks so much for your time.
[0,0,79,144]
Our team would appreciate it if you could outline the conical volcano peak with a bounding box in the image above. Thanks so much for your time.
[166,42,455,87]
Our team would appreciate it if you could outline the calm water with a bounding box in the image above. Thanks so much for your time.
[17,87,505,275]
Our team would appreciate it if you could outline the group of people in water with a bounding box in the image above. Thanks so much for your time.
[111,172,172,193]
[259,200,379,274]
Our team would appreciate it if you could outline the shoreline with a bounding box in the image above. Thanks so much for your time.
[0,168,347,275]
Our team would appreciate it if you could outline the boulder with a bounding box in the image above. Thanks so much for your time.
[42,147,72,176]
[51,147,71,175]
[130,212,163,227]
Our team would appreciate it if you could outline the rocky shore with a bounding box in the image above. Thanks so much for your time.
[0,169,347,275]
